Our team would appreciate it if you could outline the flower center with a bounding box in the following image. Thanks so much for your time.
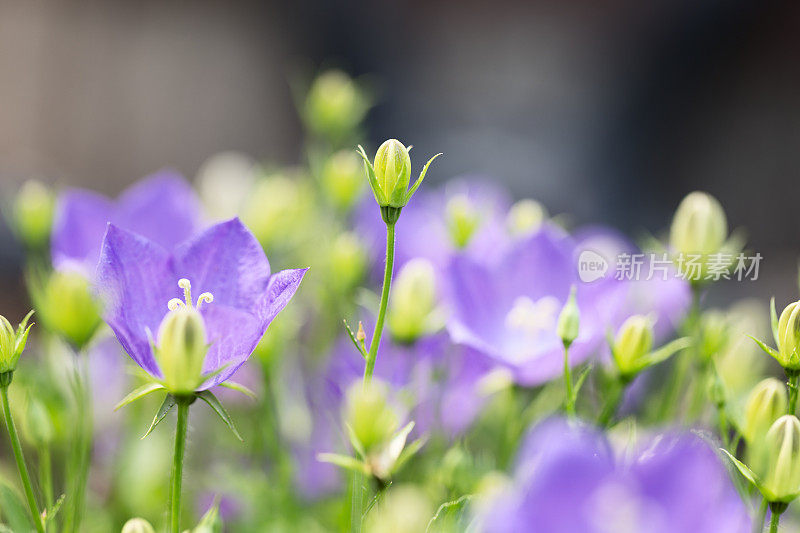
[505,296,560,336]
[167,278,214,311]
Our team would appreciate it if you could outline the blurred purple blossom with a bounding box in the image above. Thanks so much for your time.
[51,170,205,277]
[96,218,306,389]
[481,419,749,533]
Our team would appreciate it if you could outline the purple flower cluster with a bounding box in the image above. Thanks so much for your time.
[480,419,749,533]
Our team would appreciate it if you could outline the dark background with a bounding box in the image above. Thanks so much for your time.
[1,0,798,308]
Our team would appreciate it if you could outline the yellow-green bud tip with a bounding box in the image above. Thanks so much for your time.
[669,191,728,256]
[613,315,654,377]
[556,286,580,348]
[743,378,788,444]
[121,518,156,533]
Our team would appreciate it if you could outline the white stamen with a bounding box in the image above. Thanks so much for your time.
[167,298,186,311]
[196,292,214,309]
[178,278,192,306]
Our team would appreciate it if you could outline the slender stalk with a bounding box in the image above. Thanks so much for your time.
[64,355,92,533]
[39,446,53,530]
[753,498,768,533]
[363,222,396,382]
[658,286,701,421]
[598,379,626,427]
[349,472,363,533]
[769,511,780,533]
[170,399,190,533]
[563,345,575,417]
[788,372,799,415]
[0,385,45,533]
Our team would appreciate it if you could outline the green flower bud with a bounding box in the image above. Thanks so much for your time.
[556,287,580,348]
[388,259,442,344]
[374,139,412,208]
[13,180,54,250]
[778,301,800,370]
[329,232,367,291]
[193,501,223,533]
[357,140,441,215]
[743,378,787,444]
[322,150,365,212]
[612,315,654,378]
[699,310,730,362]
[507,199,547,236]
[121,518,156,533]
[669,191,728,256]
[241,172,314,250]
[33,271,101,349]
[345,380,398,453]
[304,70,368,140]
[156,305,209,395]
[446,195,481,249]
[196,151,256,219]
[757,415,800,502]
[0,311,34,375]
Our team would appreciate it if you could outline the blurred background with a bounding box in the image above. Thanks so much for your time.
[1,0,798,308]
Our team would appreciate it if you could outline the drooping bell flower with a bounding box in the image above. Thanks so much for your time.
[51,170,204,277]
[96,218,306,393]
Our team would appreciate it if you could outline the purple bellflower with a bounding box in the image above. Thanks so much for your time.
[52,170,204,277]
[96,218,306,392]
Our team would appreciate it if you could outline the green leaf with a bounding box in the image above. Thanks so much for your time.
[115,382,165,411]
[393,436,427,475]
[573,363,594,397]
[316,453,370,475]
[405,153,442,203]
[427,495,472,533]
[197,390,243,442]
[345,423,366,459]
[748,335,782,363]
[719,448,758,487]
[44,494,65,524]
[771,297,780,347]
[0,482,31,532]
[218,381,257,400]
[646,337,692,368]
[142,394,176,439]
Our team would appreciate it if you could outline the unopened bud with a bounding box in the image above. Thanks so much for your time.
[329,232,367,291]
[374,140,412,208]
[446,195,481,249]
[669,191,727,256]
[778,301,800,370]
[743,378,788,444]
[612,315,654,378]
[33,271,101,349]
[13,180,55,250]
[304,70,368,140]
[156,307,209,395]
[388,259,440,344]
[756,415,800,502]
[556,287,580,348]
[345,380,398,453]
[121,518,156,533]
[0,311,33,375]
[507,199,547,236]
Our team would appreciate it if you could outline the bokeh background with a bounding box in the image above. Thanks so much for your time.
[1,0,798,309]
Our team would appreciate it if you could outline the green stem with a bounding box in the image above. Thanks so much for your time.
[349,471,363,533]
[64,355,92,533]
[563,344,575,417]
[363,223,396,383]
[753,498,768,533]
[788,372,799,415]
[39,446,53,532]
[170,399,190,533]
[658,286,701,421]
[769,511,780,533]
[0,385,45,533]
[598,378,626,427]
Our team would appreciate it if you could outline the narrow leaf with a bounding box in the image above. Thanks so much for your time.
[748,335,782,362]
[646,337,692,367]
[393,436,427,475]
[197,390,243,442]
[427,495,472,533]
[218,381,257,400]
[317,453,370,475]
[357,145,386,204]
[44,494,65,524]
[142,394,176,439]
[345,423,366,458]
[115,382,165,411]
[405,153,442,202]
[573,363,594,397]
[719,448,758,486]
